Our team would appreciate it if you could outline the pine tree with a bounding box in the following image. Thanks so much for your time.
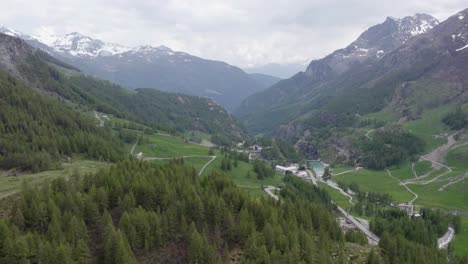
[74,239,91,264]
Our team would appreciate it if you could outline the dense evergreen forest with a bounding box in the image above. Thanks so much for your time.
[0,71,122,172]
[0,159,344,263]
[356,126,425,169]
[443,107,468,130]
[1,159,467,263]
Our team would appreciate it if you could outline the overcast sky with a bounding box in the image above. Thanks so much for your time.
[2,0,467,68]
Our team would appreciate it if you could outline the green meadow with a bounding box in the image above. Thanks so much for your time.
[0,160,110,199]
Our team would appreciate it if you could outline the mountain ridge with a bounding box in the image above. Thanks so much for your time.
[235,12,450,133]
[0,26,271,110]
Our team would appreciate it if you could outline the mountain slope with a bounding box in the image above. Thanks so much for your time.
[235,13,441,133]
[0,33,246,148]
[0,27,269,110]
[248,73,281,87]
[0,34,123,172]
[244,62,307,79]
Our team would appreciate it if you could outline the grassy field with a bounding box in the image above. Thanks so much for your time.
[135,133,210,158]
[402,105,456,151]
[183,130,212,141]
[413,160,432,176]
[387,163,415,181]
[133,132,282,198]
[331,166,355,174]
[317,182,353,211]
[202,158,284,198]
[454,217,468,256]
[334,169,414,203]
[0,160,110,199]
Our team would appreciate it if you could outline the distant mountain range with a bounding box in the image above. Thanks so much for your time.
[236,10,468,134]
[0,27,276,111]
[244,62,308,79]
[0,32,247,142]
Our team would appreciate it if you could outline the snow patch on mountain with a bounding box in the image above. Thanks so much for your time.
[456,43,468,51]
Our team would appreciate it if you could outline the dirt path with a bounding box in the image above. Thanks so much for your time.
[324,180,355,205]
[198,156,217,176]
[411,162,418,178]
[365,129,374,140]
[130,141,138,155]
[405,164,452,185]
[188,139,215,147]
[421,132,458,169]
[142,155,217,176]
[386,169,419,204]
[264,186,280,201]
[438,173,468,191]
[94,111,105,127]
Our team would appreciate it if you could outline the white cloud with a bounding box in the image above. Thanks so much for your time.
[1,0,467,67]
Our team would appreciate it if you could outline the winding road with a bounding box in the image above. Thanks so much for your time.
[305,167,379,245]
[386,169,419,204]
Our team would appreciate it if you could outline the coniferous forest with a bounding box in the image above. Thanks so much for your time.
[0,159,343,263]
[0,159,467,264]
[0,71,122,172]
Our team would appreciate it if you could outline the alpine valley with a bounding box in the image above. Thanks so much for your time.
[0,5,467,264]
[0,26,279,111]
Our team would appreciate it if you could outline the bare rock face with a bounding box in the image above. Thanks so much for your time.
[0,33,33,80]
[295,140,319,159]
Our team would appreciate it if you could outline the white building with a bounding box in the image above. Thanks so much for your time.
[275,165,298,174]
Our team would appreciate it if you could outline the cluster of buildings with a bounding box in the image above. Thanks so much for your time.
[275,164,309,179]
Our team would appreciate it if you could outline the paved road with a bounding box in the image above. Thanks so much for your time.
[438,226,455,249]
[337,205,380,245]
[307,168,379,244]
[264,186,280,201]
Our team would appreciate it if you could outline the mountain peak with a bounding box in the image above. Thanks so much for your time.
[304,13,439,80]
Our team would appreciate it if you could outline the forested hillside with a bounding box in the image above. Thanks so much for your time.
[0,32,246,141]
[0,71,122,172]
[67,76,246,139]
[1,159,467,263]
[0,159,343,263]
[237,10,468,135]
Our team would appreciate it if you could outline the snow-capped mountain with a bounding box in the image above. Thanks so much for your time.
[34,31,131,57]
[235,12,453,132]
[304,13,439,80]
[0,26,273,110]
